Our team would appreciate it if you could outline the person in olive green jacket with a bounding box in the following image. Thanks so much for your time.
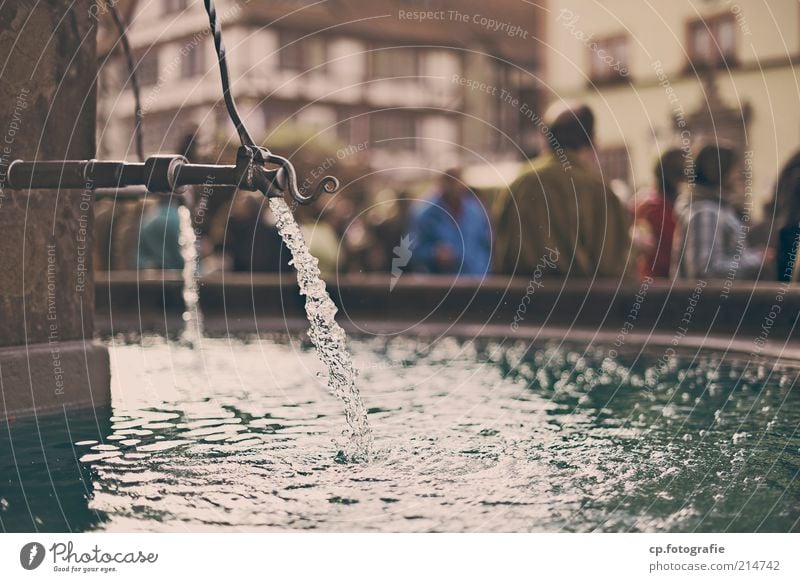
[493,102,634,279]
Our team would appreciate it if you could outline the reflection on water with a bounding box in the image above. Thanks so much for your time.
[177,204,203,346]
[1,336,798,532]
[0,408,110,532]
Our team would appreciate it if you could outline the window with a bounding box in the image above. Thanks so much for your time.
[369,111,417,150]
[137,109,191,154]
[162,0,188,15]
[336,109,353,144]
[181,45,204,79]
[589,35,629,84]
[517,87,541,155]
[278,30,327,73]
[133,50,159,87]
[263,101,300,131]
[306,37,327,71]
[687,14,737,68]
[278,31,304,71]
[369,47,418,78]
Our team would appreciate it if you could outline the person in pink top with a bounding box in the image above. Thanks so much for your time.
[632,149,687,278]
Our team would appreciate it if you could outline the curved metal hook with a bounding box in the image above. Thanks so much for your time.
[265,153,340,205]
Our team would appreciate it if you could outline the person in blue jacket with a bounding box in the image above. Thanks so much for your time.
[409,169,492,276]
[137,198,185,270]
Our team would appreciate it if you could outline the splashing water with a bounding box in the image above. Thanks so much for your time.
[178,205,204,346]
[269,197,373,461]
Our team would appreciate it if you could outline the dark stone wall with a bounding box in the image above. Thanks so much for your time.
[0,0,97,348]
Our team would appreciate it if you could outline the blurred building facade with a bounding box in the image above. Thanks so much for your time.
[98,0,544,181]
[545,0,800,212]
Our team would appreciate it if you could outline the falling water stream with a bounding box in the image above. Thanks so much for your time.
[178,204,203,346]
[175,194,370,459]
[269,197,373,461]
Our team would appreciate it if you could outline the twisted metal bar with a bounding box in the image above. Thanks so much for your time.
[203,0,254,147]
[201,0,340,204]
[107,1,144,161]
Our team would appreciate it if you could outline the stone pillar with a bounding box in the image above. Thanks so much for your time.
[0,0,110,418]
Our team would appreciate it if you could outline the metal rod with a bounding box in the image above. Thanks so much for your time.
[174,163,240,187]
[94,186,166,201]
[6,157,247,193]
[107,1,144,162]
[6,146,337,205]
[203,0,254,147]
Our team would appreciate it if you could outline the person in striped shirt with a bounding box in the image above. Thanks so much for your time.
[671,144,764,280]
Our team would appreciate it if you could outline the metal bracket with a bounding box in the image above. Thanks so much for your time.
[236,145,340,205]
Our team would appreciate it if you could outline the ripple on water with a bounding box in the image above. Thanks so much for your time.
[2,336,798,532]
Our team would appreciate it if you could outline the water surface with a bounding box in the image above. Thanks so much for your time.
[1,336,798,532]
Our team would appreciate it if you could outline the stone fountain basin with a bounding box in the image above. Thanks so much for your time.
[95,271,800,363]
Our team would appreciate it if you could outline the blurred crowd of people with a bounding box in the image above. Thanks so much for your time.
[632,133,800,284]
[494,102,800,284]
[96,102,800,285]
